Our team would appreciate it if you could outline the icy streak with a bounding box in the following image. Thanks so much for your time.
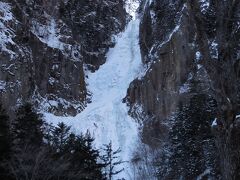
[45,19,143,179]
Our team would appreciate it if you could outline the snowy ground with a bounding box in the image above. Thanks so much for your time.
[45,17,143,179]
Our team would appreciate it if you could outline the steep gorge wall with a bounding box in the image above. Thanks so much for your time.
[127,0,202,145]
[127,0,240,179]
[0,0,127,115]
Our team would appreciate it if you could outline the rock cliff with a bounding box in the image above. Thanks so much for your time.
[0,0,127,116]
[126,0,240,179]
[1,0,240,179]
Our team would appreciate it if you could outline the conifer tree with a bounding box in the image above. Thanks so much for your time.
[84,132,104,178]
[12,103,44,148]
[162,94,218,179]
[51,122,71,153]
[0,104,11,179]
[48,123,105,179]
[68,131,104,179]
[0,104,11,159]
[101,141,124,180]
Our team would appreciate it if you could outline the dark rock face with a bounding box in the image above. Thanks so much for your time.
[127,1,197,143]
[127,0,240,179]
[1,0,240,178]
[58,0,127,70]
[0,0,127,115]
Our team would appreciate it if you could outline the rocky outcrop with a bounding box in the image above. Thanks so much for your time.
[0,0,127,115]
[1,0,239,178]
[126,1,199,144]
[127,0,240,179]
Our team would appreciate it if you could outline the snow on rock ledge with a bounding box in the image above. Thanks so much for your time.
[0,2,16,58]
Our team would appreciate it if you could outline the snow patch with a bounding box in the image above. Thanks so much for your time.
[179,83,190,94]
[179,72,193,94]
[209,40,219,59]
[33,90,86,115]
[0,80,6,91]
[0,2,16,58]
[31,18,81,61]
[197,64,203,70]
[0,80,21,93]
[48,77,57,86]
[199,0,210,13]
[211,118,217,127]
[196,169,211,180]
[129,103,148,127]
[125,0,139,19]
[195,51,203,70]
[31,19,69,51]
[0,2,13,21]
[195,51,201,62]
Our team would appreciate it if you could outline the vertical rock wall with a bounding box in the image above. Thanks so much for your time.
[127,0,240,179]
[0,0,127,116]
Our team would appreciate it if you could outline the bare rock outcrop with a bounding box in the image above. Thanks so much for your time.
[127,0,240,179]
[0,0,127,115]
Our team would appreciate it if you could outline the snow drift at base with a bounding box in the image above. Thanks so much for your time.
[45,19,143,179]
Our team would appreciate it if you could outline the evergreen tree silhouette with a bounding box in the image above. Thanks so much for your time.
[51,122,71,154]
[0,104,12,179]
[101,141,124,180]
[0,104,11,159]
[67,131,104,179]
[12,103,44,148]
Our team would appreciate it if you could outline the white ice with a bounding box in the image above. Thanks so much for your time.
[211,118,217,127]
[45,18,143,179]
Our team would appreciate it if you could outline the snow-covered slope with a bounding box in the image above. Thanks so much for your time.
[45,18,143,179]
